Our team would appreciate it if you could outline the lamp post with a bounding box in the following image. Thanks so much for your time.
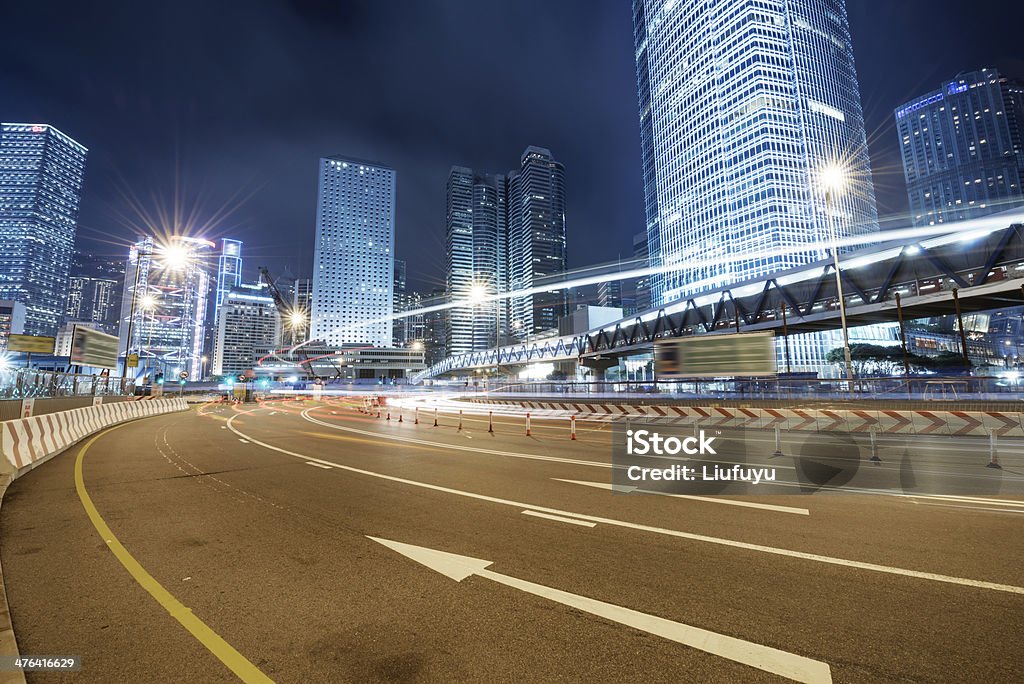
[821,164,854,385]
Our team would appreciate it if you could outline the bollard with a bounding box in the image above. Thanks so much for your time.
[488,410,494,434]
[869,428,881,463]
[398,411,403,423]
[987,431,1002,469]
[386,411,391,421]
[377,408,381,418]
[526,412,532,437]
[458,409,464,432]
[771,426,783,458]
[414,407,419,424]
[433,407,438,427]
[570,414,577,440]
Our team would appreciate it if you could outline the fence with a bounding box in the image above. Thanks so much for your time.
[0,368,132,400]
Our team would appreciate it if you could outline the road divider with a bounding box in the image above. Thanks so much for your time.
[1,398,188,478]
[468,399,1024,439]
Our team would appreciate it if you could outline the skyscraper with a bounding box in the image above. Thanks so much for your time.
[445,167,508,353]
[213,283,279,377]
[632,230,651,312]
[0,123,88,336]
[0,300,26,352]
[118,236,214,379]
[311,156,395,348]
[507,147,567,339]
[214,238,243,322]
[632,1,878,307]
[895,68,1024,226]
[65,276,120,334]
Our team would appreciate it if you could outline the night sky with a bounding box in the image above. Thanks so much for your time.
[3,0,1022,290]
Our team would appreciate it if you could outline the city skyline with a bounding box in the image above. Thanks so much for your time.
[2,1,1020,292]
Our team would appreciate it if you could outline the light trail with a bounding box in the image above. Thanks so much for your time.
[296,208,1024,348]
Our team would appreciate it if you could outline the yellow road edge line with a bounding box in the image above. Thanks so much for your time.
[73,426,274,684]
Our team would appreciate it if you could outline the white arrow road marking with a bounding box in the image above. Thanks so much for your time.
[225,412,1024,595]
[368,537,832,684]
[553,479,810,516]
[521,510,596,527]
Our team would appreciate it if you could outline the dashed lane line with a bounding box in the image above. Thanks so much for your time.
[226,411,1024,596]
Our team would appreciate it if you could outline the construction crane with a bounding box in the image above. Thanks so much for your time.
[257,266,341,380]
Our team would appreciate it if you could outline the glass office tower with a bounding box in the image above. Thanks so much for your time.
[0,123,88,336]
[632,0,878,306]
[311,156,395,348]
[896,68,1024,227]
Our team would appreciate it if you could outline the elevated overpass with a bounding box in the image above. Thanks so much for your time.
[414,217,1024,381]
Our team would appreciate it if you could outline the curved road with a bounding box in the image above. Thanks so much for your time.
[2,399,1023,682]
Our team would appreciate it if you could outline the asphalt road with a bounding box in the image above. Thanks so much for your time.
[2,398,1023,683]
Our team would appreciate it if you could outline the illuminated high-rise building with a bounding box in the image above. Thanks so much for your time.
[212,283,279,377]
[446,168,508,353]
[117,236,214,378]
[507,147,567,339]
[632,0,878,305]
[896,68,1024,227]
[0,123,88,336]
[214,239,243,322]
[311,156,395,348]
[632,0,879,370]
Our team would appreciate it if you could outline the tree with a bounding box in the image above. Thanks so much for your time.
[826,344,971,376]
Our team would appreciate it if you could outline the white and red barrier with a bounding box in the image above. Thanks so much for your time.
[469,398,1024,438]
[1,398,188,476]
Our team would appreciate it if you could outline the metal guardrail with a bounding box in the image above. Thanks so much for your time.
[0,368,132,400]
[469,377,1024,404]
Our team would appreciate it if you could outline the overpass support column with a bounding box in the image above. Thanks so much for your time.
[579,356,618,393]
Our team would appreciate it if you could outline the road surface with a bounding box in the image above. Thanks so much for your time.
[2,398,1022,682]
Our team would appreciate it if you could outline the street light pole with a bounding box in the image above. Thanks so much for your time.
[825,186,854,385]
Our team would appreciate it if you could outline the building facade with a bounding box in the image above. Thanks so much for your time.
[0,300,26,352]
[507,147,567,340]
[65,276,119,335]
[311,156,395,348]
[632,0,879,372]
[213,283,280,377]
[445,168,509,354]
[633,0,878,305]
[0,123,88,336]
[895,68,1024,227]
[214,239,243,321]
[118,236,214,379]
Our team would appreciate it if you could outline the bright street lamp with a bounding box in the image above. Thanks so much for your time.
[821,163,854,385]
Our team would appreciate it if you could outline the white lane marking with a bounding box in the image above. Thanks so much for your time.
[301,409,612,469]
[908,493,1024,507]
[238,439,250,443]
[306,462,333,470]
[521,510,596,527]
[220,426,227,429]
[911,501,1024,514]
[368,537,832,684]
[553,479,810,516]
[225,412,1024,595]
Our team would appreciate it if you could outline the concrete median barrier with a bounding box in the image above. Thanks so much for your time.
[0,397,188,479]
[468,398,1024,439]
